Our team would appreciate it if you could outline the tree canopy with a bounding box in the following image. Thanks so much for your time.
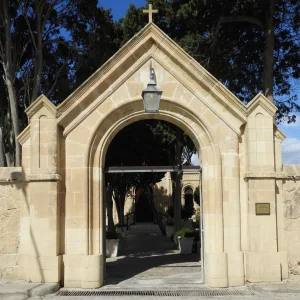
[0,0,299,166]
[0,0,117,166]
[120,0,300,122]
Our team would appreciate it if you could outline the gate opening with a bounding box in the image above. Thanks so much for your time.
[103,120,204,289]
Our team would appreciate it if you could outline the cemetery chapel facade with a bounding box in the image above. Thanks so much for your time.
[2,19,300,289]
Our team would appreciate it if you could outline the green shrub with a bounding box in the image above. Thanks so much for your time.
[173,228,199,246]
[194,186,200,205]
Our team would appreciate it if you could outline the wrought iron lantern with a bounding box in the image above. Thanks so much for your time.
[142,60,163,113]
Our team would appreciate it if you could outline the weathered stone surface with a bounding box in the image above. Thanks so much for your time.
[282,166,300,275]
[0,173,21,279]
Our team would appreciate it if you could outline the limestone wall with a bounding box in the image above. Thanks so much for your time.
[283,165,300,276]
[0,168,23,279]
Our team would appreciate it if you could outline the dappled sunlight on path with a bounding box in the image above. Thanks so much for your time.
[104,223,202,289]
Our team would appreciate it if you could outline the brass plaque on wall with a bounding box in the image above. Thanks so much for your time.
[255,203,270,215]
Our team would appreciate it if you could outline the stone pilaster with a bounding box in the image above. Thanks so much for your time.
[20,95,61,283]
[245,94,284,282]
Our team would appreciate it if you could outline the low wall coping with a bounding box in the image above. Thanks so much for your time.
[0,167,22,181]
[244,172,287,179]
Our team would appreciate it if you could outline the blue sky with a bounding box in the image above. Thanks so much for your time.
[99,0,146,20]
[99,0,300,164]
[279,115,300,164]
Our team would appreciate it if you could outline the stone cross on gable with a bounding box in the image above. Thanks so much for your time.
[143,4,158,23]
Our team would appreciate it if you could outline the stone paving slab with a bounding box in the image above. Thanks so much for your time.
[0,279,59,300]
[251,279,300,294]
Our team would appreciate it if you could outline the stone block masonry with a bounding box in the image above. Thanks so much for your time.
[0,22,298,289]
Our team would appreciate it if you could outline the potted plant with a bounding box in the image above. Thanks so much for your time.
[174,228,197,254]
[106,231,121,258]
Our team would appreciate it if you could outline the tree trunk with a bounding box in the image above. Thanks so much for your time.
[106,188,115,233]
[31,47,43,103]
[263,0,275,103]
[31,8,43,103]
[0,128,7,167]
[114,192,125,226]
[145,185,166,236]
[174,127,183,233]
[174,171,183,233]
[2,0,21,166]
[0,95,7,167]
[5,153,12,167]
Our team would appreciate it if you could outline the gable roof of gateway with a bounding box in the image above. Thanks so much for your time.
[26,23,278,130]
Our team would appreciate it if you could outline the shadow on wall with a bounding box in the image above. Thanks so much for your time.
[18,170,45,282]
[121,185,172,221]
[153,185,172,215]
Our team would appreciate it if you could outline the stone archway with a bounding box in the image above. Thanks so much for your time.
[85,95,241,288]
[17,23,288,290]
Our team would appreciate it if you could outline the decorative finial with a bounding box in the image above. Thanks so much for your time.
[143,4,158,23]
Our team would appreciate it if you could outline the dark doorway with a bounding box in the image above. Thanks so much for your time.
[136,192,153,222]
[184,187,194,218]
[104,119,202,287]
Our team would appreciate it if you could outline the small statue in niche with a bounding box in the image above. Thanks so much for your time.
[149,60,157,84]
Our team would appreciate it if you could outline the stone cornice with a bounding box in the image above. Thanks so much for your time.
[17,125,30,145]
[274,126,286,142]
[25,94,57,120]
[27,173,61,181]
[246,93,277,117]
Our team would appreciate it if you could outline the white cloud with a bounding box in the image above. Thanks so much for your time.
[282,138,300,164]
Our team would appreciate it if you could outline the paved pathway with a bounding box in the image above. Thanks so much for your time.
[104,223,202,289]
[3,223,300,299]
